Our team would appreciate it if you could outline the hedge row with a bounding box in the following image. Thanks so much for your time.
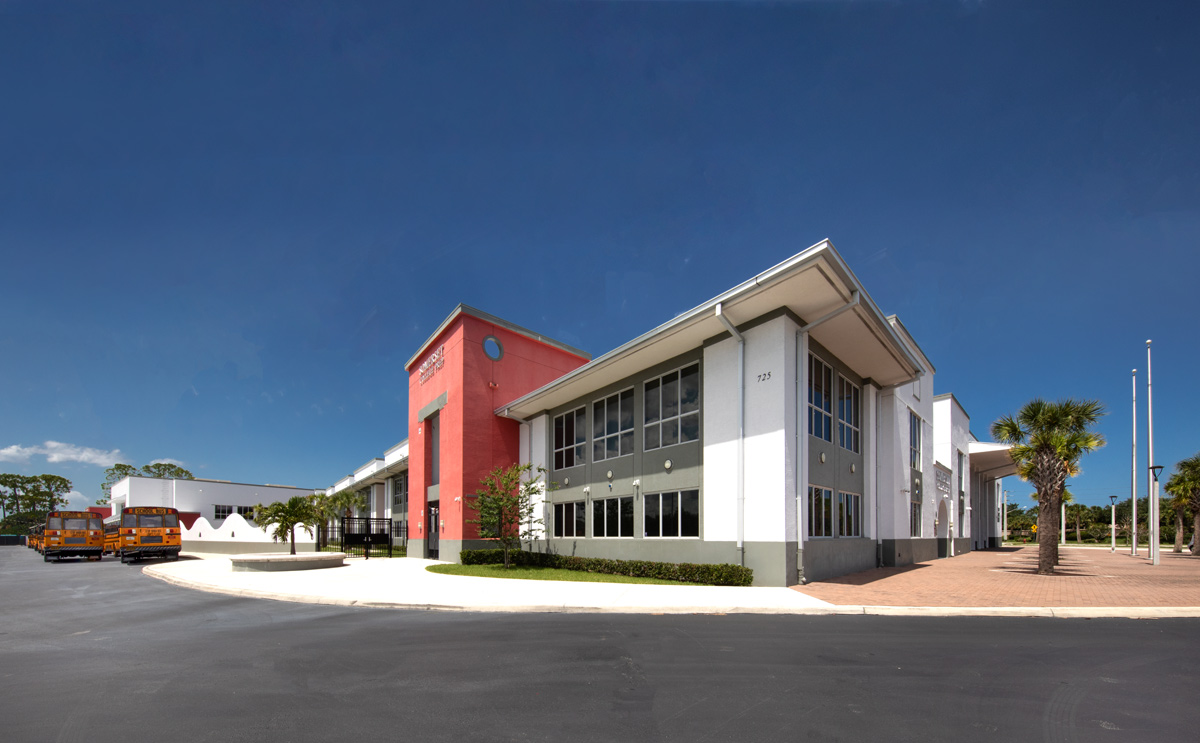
[459,548,753,587]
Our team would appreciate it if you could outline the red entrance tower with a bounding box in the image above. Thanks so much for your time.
[404,306,589,560]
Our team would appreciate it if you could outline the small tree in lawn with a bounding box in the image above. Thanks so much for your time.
[253,495,320,555]
[467,463,546,568]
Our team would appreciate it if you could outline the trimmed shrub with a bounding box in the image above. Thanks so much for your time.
[459,548,753,587]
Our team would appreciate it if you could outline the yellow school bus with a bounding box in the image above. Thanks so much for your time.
[42,511,105,562]
[113,506,182,563]
[28,524,44,552]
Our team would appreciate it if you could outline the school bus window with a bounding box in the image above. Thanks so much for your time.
[140,514,164,528]
[122,514,137,527]
[164,513,178,528]
[64,517,89,530]
[48,517,63,529]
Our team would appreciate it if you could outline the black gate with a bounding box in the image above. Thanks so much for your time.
[341,517,393,559]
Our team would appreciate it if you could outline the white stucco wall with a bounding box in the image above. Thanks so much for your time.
[114,477,314,524]
[702,331,739,543]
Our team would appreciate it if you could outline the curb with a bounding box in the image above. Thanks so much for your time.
[141,565,1200,618]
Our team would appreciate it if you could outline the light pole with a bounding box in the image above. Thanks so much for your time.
[1131,368,1138,556]
[1147,340,1159,565]
[1150,464,1163,563]
[1110,495,1118,552]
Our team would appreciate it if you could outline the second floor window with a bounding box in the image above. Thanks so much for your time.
[838,376,860,453]
[392,473,408,509]
[593,389,635,461]
[553,407,587,469]
[909,411,922,471]
[644,363,700,450]
[809,355,833,441]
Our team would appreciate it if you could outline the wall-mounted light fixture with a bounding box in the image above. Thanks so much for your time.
[664,459,673,471]
[819,452,826,463]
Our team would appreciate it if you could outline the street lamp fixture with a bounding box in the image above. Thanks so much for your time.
[1149,465,1163,482]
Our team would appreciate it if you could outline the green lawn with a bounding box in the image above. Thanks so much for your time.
[426,563,683,585]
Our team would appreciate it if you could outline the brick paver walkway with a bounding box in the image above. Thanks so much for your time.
[792,546,1200,607]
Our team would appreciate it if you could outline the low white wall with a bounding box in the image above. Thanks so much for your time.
[182,513,316,554]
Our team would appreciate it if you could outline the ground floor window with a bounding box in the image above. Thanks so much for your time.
[644,490,699,538]
[214,505,255,521]
[593,496,634,537]
[910,501,922,537]
[838,492,861,537]
[808,486,833,537]
[553,501,586,538]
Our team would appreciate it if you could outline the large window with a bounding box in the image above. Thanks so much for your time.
[643,490,700,538]
[644,363,700,451]
[957,450,965,537]
[553,502,586,538]
[909,410,922,471]
[838,376,860,453]
[807,486,833,538]
[392,473,408,510]
[593,389,635,461]
[910,500,922,537]
[214,505,254,521]
[808,355,833,442]
[838,492,862,537]
[554,407,587,469]
[592,496,634,537]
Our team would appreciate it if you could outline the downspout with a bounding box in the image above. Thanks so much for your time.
[715,302,746,566]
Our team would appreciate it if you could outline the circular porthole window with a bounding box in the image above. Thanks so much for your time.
[483,335,504,361]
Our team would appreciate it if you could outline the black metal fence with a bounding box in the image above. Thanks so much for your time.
[318,519,407,557]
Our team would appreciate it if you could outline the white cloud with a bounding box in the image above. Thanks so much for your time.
[0,444,41,463]
[66,489,95,510]
[150,458,186,467]
[0,441,124,467]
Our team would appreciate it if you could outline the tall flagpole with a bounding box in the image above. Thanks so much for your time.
[1131,368,1137,556]
[1148,340,1159,565]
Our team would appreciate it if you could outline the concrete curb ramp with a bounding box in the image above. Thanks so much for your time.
[142,557,1200,618]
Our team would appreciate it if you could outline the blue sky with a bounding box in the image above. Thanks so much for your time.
[2,1,1196,511]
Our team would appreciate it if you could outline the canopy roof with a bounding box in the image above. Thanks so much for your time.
[967,441,1019,479]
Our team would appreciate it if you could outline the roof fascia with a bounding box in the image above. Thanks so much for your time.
[497,239,924,419]
[406,304,590,371]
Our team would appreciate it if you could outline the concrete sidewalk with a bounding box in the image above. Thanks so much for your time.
[143,545,1200,618]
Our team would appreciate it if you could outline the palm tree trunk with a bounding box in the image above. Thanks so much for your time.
[1193,511,1200,556]
[1174,512,1184,553]
[290,525,296,555]
[1037,495,1055,575]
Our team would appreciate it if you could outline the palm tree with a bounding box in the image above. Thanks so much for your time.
[1165,454,1200,556]
[992,398,1106,575]
[253,496,320,555]
[327,488,367,520]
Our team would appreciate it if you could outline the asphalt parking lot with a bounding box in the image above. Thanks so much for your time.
[4,545,1199,742]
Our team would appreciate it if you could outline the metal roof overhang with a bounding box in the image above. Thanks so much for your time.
[348,457,410,489]
[497,239,925,421]
[967,442,1019,479]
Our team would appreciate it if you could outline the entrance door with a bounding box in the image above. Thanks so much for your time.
[427,502,440,559]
